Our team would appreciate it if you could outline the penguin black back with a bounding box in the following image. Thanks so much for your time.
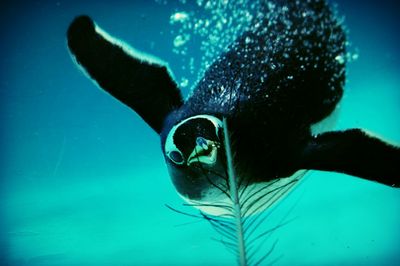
[67,0,399,214]
[172,0,347,182]
[186,0,345,123]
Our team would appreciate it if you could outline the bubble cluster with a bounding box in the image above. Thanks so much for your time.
[168,0,262,89]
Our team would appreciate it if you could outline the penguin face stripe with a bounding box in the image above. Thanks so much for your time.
[164,115,223,165]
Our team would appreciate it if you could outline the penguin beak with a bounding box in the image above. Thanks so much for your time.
[187,138,219,166]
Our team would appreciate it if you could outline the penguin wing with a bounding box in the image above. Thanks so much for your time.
[67,15,183,133]
[299,129,400,187]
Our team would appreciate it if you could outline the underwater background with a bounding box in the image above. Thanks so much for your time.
[1,0,399,265]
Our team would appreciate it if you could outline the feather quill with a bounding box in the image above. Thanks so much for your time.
[165,115,303,265]
[223,117,247,266]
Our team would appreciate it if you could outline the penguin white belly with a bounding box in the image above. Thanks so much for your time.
[179,170,306,216]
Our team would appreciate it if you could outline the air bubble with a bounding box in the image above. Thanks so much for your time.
[180,78,189,88]
[245,36,252,44]
[173,34,190,47]
[335,54,345,64]
[170,12,190,24]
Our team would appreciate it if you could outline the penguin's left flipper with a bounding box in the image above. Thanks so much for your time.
[299,129,400,187]
[67,15,183,133]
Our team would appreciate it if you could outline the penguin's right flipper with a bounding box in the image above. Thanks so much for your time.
[67,15,183,133]
[299,129,400,187]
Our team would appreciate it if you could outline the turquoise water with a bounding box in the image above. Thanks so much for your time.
[1,0,399,265]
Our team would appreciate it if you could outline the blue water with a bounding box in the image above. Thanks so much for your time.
[1,0,399,265]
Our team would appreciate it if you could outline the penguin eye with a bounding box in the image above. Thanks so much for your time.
[168,150,185,165]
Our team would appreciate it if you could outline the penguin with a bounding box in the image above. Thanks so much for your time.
[67,0,399,215]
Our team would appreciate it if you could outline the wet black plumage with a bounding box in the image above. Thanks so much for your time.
[169,0,347,182]
[67,0,399,205]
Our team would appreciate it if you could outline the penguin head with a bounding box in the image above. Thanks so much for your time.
[163,115,228,205]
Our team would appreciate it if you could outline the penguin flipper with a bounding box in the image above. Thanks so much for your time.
[67,15,183,133]
[299,129,400,187]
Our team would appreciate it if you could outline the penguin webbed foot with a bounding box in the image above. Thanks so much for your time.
[299,129,400,188]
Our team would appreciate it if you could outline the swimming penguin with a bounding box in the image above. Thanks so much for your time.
[67,0,399,215]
